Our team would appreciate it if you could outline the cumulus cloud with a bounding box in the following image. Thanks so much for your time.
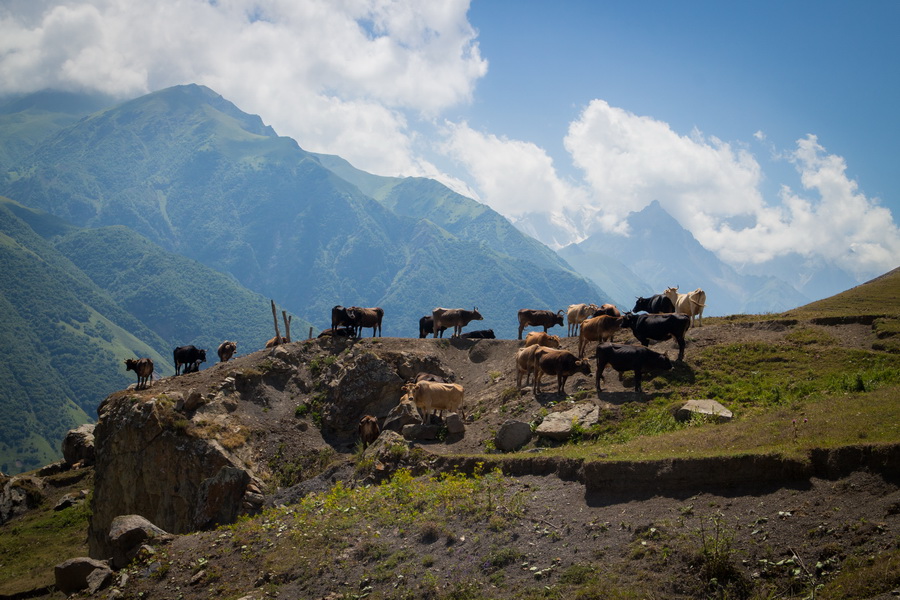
[0,0,487,176]
[441,121,589,217]
[558,100,900,278]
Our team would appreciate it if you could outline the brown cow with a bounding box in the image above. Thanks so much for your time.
[517,309,564,340]
[358,415,381,449]
[594,303,621,318]
[578,315,624,358]
[402,380,465,424]
[124,358,153,389]
[349,306,384,337]
[515,344,555,390]
[567,303,599,337]
[265,336,285,348]
[523,331,561,348]
[533,348,591,395]
[432,307,483,337]
[217,341,237,362]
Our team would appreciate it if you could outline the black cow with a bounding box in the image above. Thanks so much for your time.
[174,345,207,375]
[632,294,676,314]
[331,305,357,333]
[621,312,691,361]
[461,329,496,339]
[595,343,672,394]
[419,315,448,338]
[317,326,355,339]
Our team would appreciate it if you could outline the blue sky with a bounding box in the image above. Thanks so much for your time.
[2,0,898,279]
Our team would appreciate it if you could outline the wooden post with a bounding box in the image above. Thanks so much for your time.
[282,310,292,343]
[271,300,282,344]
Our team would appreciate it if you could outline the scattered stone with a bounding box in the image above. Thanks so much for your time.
[495,420,532,451]
[54,490,87,511]
[191,569,206,585]
[62,424,96,467]
[0,475,46,524]
[382,401,422,433]
[402,423,440,440]
[444,413,466,435]
[535,404,599,441]
[675,399,733,423]
[87,564,114,593]
[54,557,112,595]
[37,460,67,477]
[108,514,173,570]
[184,388,204,411]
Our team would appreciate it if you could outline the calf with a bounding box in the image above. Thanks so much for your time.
[533,348,592,395]
[173,345,206,375]
[578,315,623,358]
[461,329,495,339]
[595,343,672,394]
[124,358,153,389]
[593,303,621,318]
[317,327,355,338]
[358,415,381,449]
[621,312,691,361]
[331,305,357,332]
[217,341,237,363]
[515,344,555,390]
[402,380,465,424]
[523,331,561,348]
[265,336,285,348]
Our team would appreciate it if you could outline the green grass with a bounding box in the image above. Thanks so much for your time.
[0,475,92,594]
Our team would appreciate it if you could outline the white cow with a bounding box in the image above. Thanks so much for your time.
[664,286,707,327]
[566,303,599,337]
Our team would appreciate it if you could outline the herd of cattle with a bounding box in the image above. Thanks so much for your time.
[124,286,704,411]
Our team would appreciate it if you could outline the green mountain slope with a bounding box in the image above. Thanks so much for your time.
[1,85,607,337]
[53,225,302,351]
[0,199,169,473]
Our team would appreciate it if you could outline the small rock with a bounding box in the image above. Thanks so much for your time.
[402,423,440,441]
[535,404,599,441]
[675,399,733,423]
[495,420,532,452]
[54,557,112,595]
[444,413,466,435]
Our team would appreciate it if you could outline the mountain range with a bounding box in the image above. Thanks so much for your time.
[0,83,875,473]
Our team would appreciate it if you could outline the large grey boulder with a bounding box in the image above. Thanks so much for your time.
[54,557,112,595]
[535,404,599,441]
[495,420,532,452]
[62,424,96,466]
[108,514,173,569]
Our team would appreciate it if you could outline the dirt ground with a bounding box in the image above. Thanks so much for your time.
[92,317,900,599]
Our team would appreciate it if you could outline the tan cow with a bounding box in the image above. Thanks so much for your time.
[664,286,707,327]
[217,340,237,362]
[124,358,153,389]
[432,307,483,337]
[515,344,556,390]
[533,349,592,395]
[578,315,624,358]
[566,303,599,337]
[402,380,465,424]
[349,306,384,337]
[523,331,561,348]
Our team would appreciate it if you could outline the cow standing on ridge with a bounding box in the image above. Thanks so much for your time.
[517,309,564,340]
[432,307,483,337]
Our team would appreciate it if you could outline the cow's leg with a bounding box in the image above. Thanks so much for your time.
[557,374,565,394]
[676,337,685,361]
[634,367,643,393]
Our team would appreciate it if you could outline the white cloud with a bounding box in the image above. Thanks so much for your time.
[0,0,487,176]
[554,100,900,279]
[441,121,589,218]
